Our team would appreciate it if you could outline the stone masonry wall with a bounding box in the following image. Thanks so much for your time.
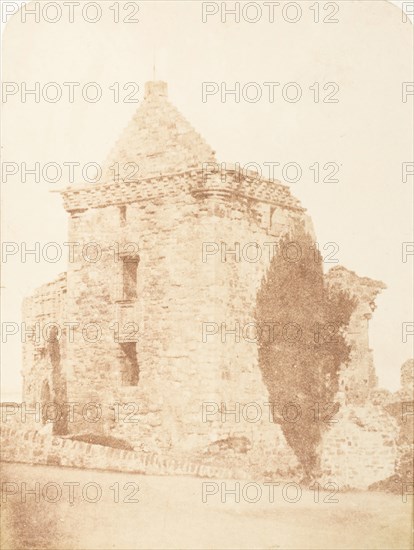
[320,404,399,489]
[0,427,247,480]
[326,266,386,404]
[61,169,309,473]
[21,273,68,433]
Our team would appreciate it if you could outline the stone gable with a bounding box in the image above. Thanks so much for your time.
[100,81,216,182]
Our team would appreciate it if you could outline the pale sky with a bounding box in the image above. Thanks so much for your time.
[1,0,413,399]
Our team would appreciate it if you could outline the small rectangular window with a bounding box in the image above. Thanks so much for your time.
[119,205,127,226]
[120,342,139,386]
[122,258,138,300]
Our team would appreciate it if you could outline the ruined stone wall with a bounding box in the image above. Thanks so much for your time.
[381,360,414,486]
[21,274,67,433]
[326,267,385,404]
[317,268,398,489]
[320,404,399,489]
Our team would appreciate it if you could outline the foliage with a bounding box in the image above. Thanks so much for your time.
[256,225,355,477]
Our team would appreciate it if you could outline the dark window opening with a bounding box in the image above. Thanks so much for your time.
[120,342,139,386]
[119,205,127,225]
[122,258,138,300]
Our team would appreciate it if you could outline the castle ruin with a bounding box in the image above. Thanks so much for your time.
[20,81,412,488]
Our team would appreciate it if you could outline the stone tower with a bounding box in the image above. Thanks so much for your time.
[21,82,384,472]
[60,81,308,458]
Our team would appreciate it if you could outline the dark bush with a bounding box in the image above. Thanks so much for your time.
[256,224,355,478]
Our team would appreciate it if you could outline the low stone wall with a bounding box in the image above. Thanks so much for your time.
[0,427,248,480]
[1,403,406,490]
[320,404,399,489]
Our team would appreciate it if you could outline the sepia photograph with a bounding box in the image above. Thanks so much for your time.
[1,1,413,548]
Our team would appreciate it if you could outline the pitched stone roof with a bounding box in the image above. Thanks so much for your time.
[58,81,305,213]
[100,81,216,181]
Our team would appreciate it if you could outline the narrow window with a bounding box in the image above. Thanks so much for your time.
[119,205,127,226]
[120,342,139,386]
[122,258,138,300]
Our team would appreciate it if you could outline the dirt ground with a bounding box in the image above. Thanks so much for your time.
[1,462,412,550]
